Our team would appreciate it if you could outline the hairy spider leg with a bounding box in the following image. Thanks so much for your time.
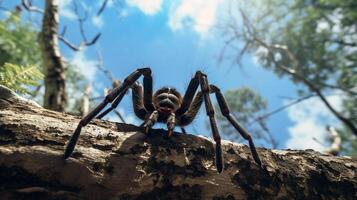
[197,72,224,173]
[175,71,204,126]
[143,110,159,135]
[209,85,262,167]
[96,89,126,119]
[143,71,155,112]
[131,83,148,120]
[167,113,176,137]
[175,72,200,116]
[97,70,154,120]
[64,68,152,159]
[173,71,222,172]
[177,92,203,126]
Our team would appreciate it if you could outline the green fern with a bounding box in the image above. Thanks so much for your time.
[0,63,43,94]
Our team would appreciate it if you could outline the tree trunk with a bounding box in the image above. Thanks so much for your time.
[39,0,67,112]
[0,85,356,200]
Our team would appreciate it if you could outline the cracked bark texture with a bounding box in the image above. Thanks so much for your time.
[39,0,67,111]
[0,86,356,200]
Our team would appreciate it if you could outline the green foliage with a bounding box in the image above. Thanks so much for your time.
[0,63,43,94]
[227,0,357,154]
[214,87,272,146]
[0,10,43,95]
[0,10,90,112]
[0,11,42,67]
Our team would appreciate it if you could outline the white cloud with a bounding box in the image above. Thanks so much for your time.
[285,94,343,152]
[127,0,163,15]
[58,0,76,20]
[70,50,97,82]
[92,15,104,28]
[168,0,224,37]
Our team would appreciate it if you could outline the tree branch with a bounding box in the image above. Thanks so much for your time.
[0,86,356,199]
[250,94,315,125]
[239,9,357,136]
[97,0,109,16]
[21,0,44,14]
[57,1,101,51]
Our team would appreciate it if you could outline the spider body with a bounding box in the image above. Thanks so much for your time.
[64,68,262,173]
[154,87,181,119]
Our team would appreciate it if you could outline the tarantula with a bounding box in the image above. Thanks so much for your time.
[64,68,262,173]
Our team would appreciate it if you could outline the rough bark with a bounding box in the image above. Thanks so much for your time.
[39,0,67,112]
[0,86,356,200]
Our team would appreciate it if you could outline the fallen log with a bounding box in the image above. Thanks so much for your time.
[0,85,356,200]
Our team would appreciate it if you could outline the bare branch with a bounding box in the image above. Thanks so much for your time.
[96,50,116,82]
[257,120,278,148]
[95,49,126,124]
[21,0,43,13]
[250,94,315,125]
[58,33,101,51]
[57,1,101,51]
[97,0,109,16]
[58,35,82,51]
[73,1,89,41]
[60,26,67,36]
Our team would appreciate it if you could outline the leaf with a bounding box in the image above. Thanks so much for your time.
[0,63,43,94]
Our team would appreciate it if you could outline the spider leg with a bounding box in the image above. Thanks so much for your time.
[64,68,152,159]
[210,85,262,167]
[96,89,126,119]
[175,72,200,116]
[143,69,155,112]
[196,71,223,173]
[177,92,203,126]
[143,110,159,135]
[131,82,148,120]
[167,113,176,137]
[180,127,187,134]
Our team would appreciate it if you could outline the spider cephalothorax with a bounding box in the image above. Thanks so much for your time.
[64,68,262,173]
[154,87,182,118]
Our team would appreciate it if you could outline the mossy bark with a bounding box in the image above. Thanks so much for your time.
[0,86,356,200]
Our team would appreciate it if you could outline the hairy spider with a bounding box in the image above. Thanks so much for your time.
[64,68,262,173]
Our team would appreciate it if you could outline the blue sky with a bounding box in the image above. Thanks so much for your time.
[3,0,343,151]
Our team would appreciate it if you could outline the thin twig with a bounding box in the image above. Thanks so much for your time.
[21,0,43,13]
[95,49,126,123]
[97,0,109,16]
[57,1,101,51]
[250,94,315,125]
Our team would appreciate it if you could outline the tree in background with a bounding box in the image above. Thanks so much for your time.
[39,0,67,111]
[21,0,101,112]
[214,87,277,148]
[222,0,357,154]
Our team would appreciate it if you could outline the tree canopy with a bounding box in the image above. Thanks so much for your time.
[222,0,357,154]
